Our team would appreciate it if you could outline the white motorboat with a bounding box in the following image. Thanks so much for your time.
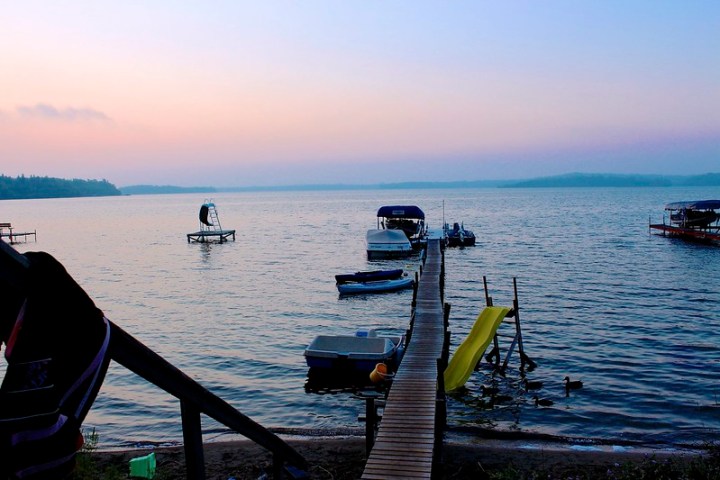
[366,205,426,259]
[366,229,412,259]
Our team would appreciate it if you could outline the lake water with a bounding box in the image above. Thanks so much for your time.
[3,187,720,450]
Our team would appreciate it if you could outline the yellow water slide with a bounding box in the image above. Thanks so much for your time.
[444,306,511,392]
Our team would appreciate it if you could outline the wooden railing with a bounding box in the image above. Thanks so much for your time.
[0,239,306,480]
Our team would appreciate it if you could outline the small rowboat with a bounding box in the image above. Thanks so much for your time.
[304,329,405,372]
[334,268,404,284]
[336,277,414,295]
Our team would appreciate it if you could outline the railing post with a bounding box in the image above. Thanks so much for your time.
[273,454,284,479]
[181,399,206,480]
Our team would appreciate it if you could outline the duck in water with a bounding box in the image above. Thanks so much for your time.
[564,376,583,397]
[480,385,500,396]
[522,378,543,392]
[533,396,553,407]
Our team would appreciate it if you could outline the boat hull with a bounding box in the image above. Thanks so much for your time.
[304,335,401,372]
[335,269,404,284]
[336,277,414,295]
[366,229,413,259]
[447,233,476,247]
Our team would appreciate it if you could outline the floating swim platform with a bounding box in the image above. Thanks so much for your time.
[187,201,236,243]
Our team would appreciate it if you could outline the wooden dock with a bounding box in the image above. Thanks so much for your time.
[361,238,446,479]
[0,223,36,244]
[650,223,720,242]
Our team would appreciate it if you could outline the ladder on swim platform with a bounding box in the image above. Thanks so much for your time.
[200,200,222,232]
[482,276,536,374]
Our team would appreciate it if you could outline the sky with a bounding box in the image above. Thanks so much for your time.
[1,1,719,187]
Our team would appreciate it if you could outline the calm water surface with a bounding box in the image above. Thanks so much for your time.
[3,187,719,449]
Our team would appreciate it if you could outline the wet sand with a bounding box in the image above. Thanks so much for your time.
[90,434,706,479]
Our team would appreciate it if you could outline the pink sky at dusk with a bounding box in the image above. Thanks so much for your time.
[1,2,718,187]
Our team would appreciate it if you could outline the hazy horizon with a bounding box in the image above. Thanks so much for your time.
[2,2,718,188]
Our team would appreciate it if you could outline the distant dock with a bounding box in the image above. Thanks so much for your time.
[649,200,720,244]
[650,223,720,242]
[0,223,37,244]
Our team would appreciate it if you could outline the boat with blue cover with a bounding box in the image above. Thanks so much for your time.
[366,205,427,259]
[336,277,414,295]
[334,268,404,284]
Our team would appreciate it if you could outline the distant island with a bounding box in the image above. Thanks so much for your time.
[501,172,720,188]
[122,173,720,193]
[2,172,719,201]
[0,175,121,200]
[119,185,217,195]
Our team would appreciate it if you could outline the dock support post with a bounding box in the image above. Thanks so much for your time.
[434,358,447,478]
[365,397,377,457]
[440,247,445,303]
[412,272,419,309]
[443,302,451,330]
[436,358,447,427]
[356,392,383,458]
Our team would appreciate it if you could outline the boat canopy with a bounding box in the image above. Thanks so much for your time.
[664,200,720,211]
[376,205,425,219]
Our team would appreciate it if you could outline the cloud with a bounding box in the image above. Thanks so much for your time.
[16,103,111,122]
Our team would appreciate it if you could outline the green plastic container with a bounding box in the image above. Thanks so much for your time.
[129,452,156,479]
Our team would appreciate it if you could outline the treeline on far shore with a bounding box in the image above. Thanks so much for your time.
[0,175,121,200]
[3,171,720,200]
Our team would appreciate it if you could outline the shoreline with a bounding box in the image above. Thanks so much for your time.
[89,431,711,479]
[96,425,710,456]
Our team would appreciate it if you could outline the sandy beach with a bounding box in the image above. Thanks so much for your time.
[89,434,709,479]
